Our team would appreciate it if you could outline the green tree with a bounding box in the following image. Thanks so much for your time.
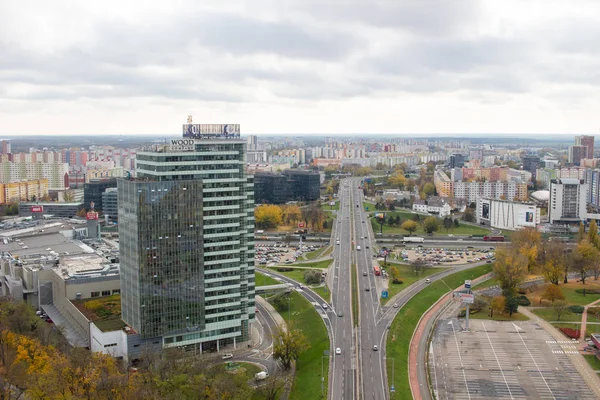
[552,300,568,321]
[271,293,290,312]
[423,217,440,234]
[401,220,418,236]
[422,182,435,197]
[443,217,453,232]
[505,295,520,317]
[303,270,322,285]
[272,324,310,370]
[462,208,475,222]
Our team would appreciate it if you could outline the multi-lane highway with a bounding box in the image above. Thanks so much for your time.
[329,179,357,400]
[258,177,496,399]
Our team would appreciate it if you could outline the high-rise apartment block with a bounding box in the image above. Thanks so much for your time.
[522,156,541,181]
[575,135,595,159]
[569,145,588,166]
[549,178,588,224]
[118,122,254,353]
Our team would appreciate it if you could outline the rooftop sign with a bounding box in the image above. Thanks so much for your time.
[182,124,240,139]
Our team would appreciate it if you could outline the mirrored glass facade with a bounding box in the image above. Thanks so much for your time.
[118,139,255,347]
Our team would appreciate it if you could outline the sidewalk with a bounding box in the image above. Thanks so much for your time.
[409,272,493,400]
[580,298,600,341]
[519,306,600,398]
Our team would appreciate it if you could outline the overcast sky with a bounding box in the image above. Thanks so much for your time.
[1,0,600,136]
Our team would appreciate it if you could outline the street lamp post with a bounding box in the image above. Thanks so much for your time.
[321,350,330,397]
[385,357,395,395]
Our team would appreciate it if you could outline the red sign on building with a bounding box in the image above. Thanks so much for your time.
[86,211,99,220]
[31,206,44,213]
[298,222,305,228]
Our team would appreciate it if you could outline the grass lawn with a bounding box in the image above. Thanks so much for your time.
[323,201,340,211]
[532,307,582,323]
[212,361,262,381]
[267,268,307,283]
[291,259,332,269]
[282,291,330,400]
[528,282,600,306]
[370,213,490,236]
[472,277,499,290]
[378,262,448,305]
[386,264,493,400]
[467,310,529,321]
[584,355,600,372]
[435,224,491,236]
[362,201,376,212]
[312,285,331,301]
[305,246,331,260]
[255,272,280,287]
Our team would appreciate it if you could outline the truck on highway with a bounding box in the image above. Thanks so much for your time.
[255,371,269,380]
[483,235,505,242]
[356,245,361,251]
[402,237,424,243]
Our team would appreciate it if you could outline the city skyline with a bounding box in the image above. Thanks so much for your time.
[2,0,600,135]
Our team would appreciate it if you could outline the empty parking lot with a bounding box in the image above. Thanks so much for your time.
[429,317,597,400]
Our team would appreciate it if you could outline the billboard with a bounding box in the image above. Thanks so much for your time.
[169,139,195,152]
[298,222,305,228]
[182,124,240,139]
[31,206,43,213]
[86,211,99,220]
[482,202,490,219]
[375,212,385,219]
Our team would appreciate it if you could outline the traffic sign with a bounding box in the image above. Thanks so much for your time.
[391,385,395,392]
[458,293,475,304]
[465,280,472,289]
[381,291,389,299]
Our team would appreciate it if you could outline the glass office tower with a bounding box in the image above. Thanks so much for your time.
[118,125,255,352]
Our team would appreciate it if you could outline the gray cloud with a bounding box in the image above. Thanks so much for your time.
[1,0,600,107]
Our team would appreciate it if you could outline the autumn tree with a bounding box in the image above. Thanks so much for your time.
[388,171,406,189]
[401,220,418,236]
[493,248,528,297]
[573,239,599,285]
[423,217,440,234]
[589,219,599,248]
[273,324,310,370]
[388,266,402,284]
[539,241,566,285]
[510,227,541,273]
[255,204,283,229]
[490,296,506,317]
[578,222,586,243]
[541,284,565,304]
[281,204,302,226]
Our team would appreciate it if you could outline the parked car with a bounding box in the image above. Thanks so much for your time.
[222,353,233,360]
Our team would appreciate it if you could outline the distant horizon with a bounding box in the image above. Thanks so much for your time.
[0,132,595,138]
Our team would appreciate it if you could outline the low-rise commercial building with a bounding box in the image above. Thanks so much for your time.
[476,198,540,231]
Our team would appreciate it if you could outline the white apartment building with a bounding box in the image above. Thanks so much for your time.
[0,161,69,190]
[549,178,588,224]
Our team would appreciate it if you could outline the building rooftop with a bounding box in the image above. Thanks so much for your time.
[72,294,127,333]
[531,190,550,202]
[1,231,92,258]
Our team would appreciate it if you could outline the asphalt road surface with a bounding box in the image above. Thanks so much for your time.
[329,179,357,400]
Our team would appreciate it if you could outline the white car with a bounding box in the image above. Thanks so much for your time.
[335,347,342,355]
[425,278,431,283]
[222,353,233,360]
[322,303,328,310]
